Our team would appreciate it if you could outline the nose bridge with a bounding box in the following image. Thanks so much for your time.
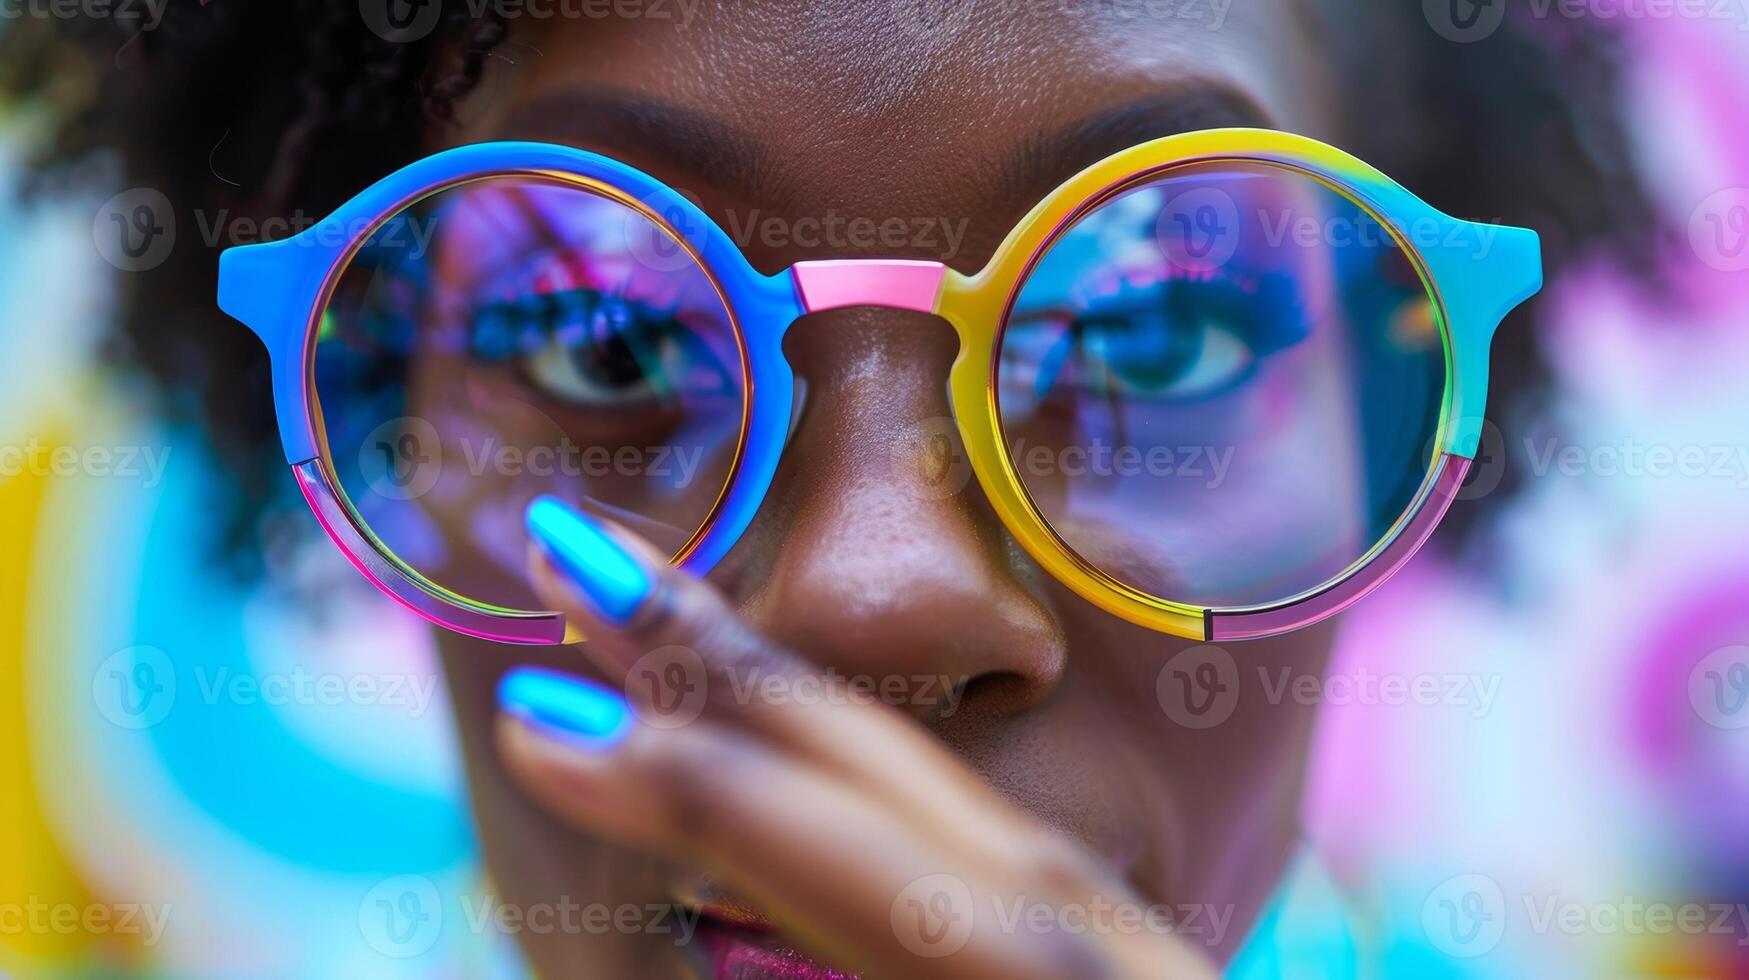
[790,259,947,315]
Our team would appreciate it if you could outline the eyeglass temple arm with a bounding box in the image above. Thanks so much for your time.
[1436,222,1543,459]
[218,239,325,464]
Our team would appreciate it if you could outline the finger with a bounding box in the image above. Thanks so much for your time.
[495,666,1215,980]
[521,496,1016,826]
[523,494,796,701]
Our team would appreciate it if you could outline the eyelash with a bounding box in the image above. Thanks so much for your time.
[463,283,736,410]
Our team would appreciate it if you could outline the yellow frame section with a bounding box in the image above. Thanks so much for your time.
[935,128,1452,640]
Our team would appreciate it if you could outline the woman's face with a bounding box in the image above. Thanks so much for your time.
[432,2,1342,974]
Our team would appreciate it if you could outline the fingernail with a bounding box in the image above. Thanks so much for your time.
[526,496,654,625]
[498,666,632,748]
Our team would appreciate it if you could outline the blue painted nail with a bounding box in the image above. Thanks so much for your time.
[498,666,632,748]
[525,496,654,625]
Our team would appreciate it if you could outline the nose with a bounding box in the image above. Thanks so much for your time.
[735,304,1068,722]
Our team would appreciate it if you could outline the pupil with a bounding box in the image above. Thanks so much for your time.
[576,298,653,389]
[1105,320,1196,391]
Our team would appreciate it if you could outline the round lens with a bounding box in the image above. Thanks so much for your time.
[313,176,745,613]
[997,161,1444,609]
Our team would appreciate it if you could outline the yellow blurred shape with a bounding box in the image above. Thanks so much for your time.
[0,434,98,967]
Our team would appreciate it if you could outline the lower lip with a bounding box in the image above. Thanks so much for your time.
[691,919,858,980]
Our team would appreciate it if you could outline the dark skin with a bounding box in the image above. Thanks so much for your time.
[437,3,1336,976]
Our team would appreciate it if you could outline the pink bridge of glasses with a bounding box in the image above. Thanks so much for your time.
[792,260,947,314]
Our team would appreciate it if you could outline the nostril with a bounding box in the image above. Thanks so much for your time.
[866,673,979,726]
[828,668,1055,728]
[737,531,1067,715]
[940,672,1047,725]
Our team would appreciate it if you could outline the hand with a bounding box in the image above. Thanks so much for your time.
[493,497,1218,980]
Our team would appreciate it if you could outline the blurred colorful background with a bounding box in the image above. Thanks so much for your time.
[3,12,1748,980]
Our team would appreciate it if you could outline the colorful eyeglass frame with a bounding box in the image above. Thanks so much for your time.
[218,128,1542,645]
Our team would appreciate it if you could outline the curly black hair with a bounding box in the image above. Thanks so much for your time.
[0,1,1662,575]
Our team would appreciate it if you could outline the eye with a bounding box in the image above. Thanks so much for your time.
[526,295,679,407]
[468,287,732,409]
[1007,270,1307,410]
[1082,314,1256,402]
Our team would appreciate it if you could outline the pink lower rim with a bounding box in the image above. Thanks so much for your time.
[1207,453,1471,641]
[292,447,1465,646]
[293,461,567,645]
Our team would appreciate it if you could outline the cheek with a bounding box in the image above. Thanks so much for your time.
[1059,596,1335,745]
[438,636,676,915]
[1044,602,1332,907]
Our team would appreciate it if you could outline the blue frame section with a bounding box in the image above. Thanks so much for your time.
[1420,222,1542,458]
[217,141,805,581]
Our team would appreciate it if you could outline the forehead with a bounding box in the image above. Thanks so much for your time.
[462,1,1333,256]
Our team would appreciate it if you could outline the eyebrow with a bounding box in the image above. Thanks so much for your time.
[498,83,1272,213]
[996,86,1273,205]
[499,90,788,205]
